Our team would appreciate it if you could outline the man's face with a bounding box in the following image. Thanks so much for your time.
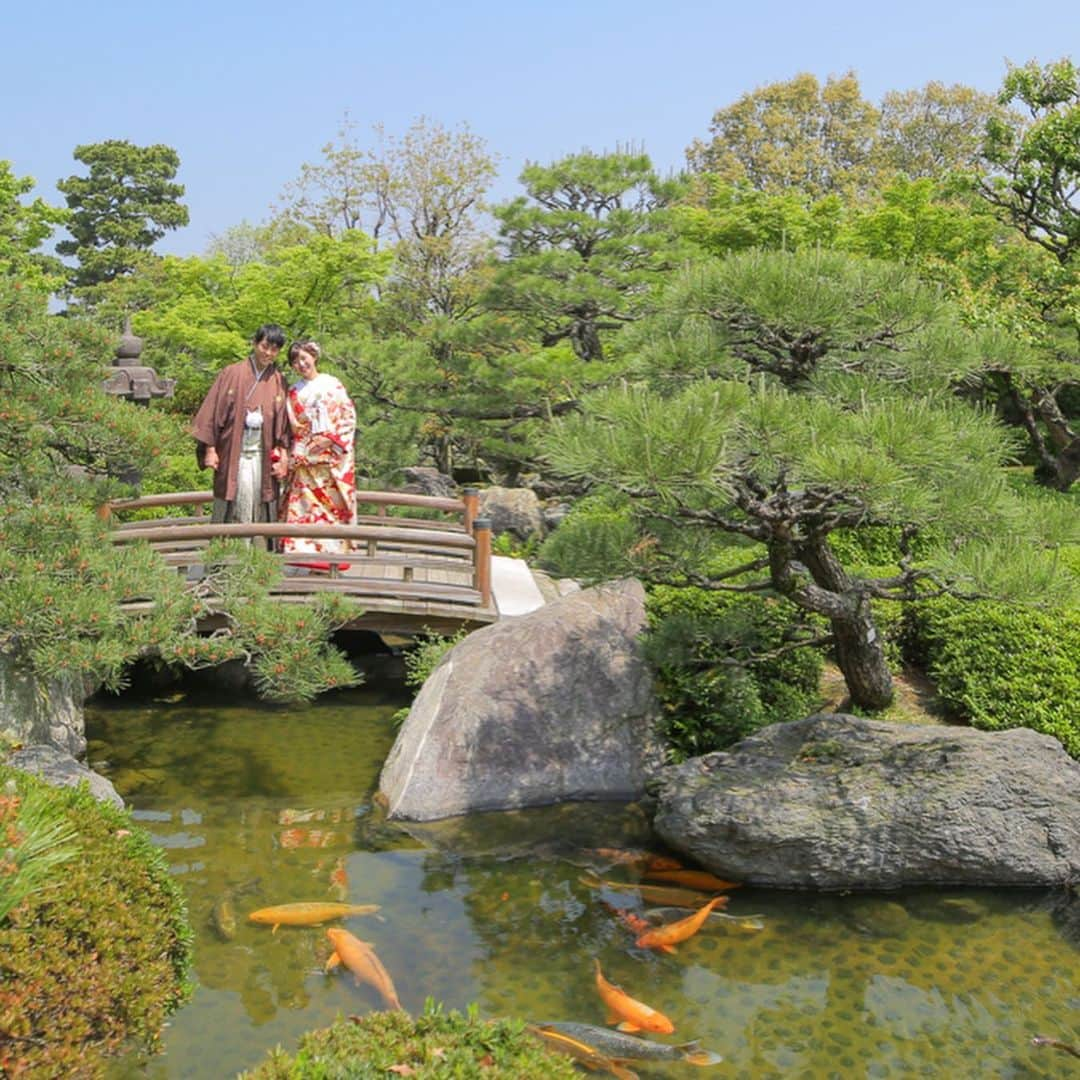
[253,339,282,369]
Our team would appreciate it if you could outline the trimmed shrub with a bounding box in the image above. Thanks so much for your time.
[0,767,193,1078]
[645,586,824,760]
[241,1003,579,1079]
[903,598,1080,757]
[536,492,641,583]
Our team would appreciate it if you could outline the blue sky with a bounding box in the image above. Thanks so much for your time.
[5,0,1076,256]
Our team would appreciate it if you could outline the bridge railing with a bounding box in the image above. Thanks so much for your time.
[103,489,493,611]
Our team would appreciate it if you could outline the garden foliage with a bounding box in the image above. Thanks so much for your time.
[0,768,193,1078]
[241,1002,579,1080]
[645,585,823,760]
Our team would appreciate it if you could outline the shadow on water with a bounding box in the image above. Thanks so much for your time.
[86,688,1080,1080]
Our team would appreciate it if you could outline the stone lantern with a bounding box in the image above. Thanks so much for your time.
[101,317,175,405]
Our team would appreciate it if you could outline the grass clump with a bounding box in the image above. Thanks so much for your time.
[0,776,78,923]
[0,766,193,1078]
[241,1001,579,1079]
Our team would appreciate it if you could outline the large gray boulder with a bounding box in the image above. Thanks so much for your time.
[0,653,87,757]
[379,578,664,821]
[7,744,124,808]
[653,713,1080,890]
[478,486,545,541]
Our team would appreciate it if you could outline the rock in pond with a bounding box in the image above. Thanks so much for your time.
[7,744,124,808]
[379,579,665,821]
[652,713,1080,890]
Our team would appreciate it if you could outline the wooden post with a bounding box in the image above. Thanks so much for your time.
[462,487,479,534]
[473,517,492,609]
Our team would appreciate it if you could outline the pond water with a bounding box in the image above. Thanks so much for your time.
[86,689,1080,1079]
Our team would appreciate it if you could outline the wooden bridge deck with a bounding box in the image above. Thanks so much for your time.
[104,489,510,637]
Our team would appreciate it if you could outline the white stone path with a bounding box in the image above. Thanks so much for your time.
[490,555,547,617]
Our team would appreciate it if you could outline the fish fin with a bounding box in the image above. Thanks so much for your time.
[616,1021,642,1033]
[660,943,677,954]
[325,951,341,974]
[272,924,279,934]
[683,1047,724,1066]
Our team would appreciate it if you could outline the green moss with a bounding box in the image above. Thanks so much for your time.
[241,1002,580,1080]
[0,766,193,1078]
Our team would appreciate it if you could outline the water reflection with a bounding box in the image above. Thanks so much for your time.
[88,691,1080,1079]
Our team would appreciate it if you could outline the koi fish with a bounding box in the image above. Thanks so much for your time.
[581,874,730,910]
[644,869,741,892]
[325,928,404,1011]
[532,1021,724,1067]
[585,849,684,874]
[645,906,765,932]
[593,959,674,1035]
[526,1024,639,1079]
[248,901,380,933]
[598,900,651,937]
[635,897,724,953]
[209,890,237,941]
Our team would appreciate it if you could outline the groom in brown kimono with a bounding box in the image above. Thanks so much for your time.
[191,324,291,526]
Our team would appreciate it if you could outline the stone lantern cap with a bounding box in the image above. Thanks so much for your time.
[102,316,175,403]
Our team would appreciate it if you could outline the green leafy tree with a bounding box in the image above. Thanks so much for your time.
[672,174,1080,490]
[276,116,498,326]
[542,251,1077,709]
[876,82,1007,179]
[133,229,389,412]
[0,161,67,290]
[485,150,685,362]
[980,58,1080,264]
[975,58,1080,489]
[687,72,880,199]
[56,140,189,296]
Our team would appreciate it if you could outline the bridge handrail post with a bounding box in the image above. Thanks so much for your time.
[462,487,479,534]
[472,517,492,609]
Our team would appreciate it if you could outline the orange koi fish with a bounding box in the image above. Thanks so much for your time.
[325,928,404,1011]
[527,1024,639,1080]
[644,869,741,892]
[593,959,675,1035]
[635,897,724,954]
[599,900,651,937]
[248,901,380,933]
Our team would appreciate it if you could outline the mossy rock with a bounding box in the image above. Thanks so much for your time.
[0,765,193,1078]
[241,1006,581,1079]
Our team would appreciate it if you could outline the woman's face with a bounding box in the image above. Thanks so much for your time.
[291,348,318,381]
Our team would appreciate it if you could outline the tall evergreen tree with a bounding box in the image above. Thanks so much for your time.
[485,151,684,361]
[57,140,189,296]
[543,251,1077,708]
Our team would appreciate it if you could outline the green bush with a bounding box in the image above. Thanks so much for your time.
[0,767,193,1077]
[644,586,824,760]
[536,492,640,582]
[241,1002,579,1079]
[903,598,1080,757]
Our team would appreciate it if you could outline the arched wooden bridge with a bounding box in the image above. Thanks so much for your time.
[103,488,533,637]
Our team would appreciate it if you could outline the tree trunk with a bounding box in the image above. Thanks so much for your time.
[828,593,895,709]
[795,539,895,710]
